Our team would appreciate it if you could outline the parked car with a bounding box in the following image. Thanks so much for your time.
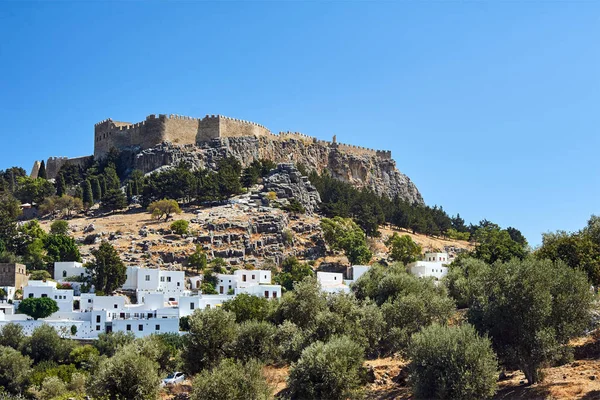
[161,372,185,386]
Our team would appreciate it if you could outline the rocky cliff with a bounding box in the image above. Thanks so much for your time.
[133,136,423,204]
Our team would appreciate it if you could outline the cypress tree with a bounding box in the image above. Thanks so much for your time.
[56,174,66,197]
[126,182,133,203]
[83,180,94,206]
[91,177,102,200]
[99,176,107,198]
[75,186,83,199]
[133,179,140,196]
[38,160,47,180]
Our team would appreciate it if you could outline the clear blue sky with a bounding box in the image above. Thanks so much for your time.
[1,2,599,246]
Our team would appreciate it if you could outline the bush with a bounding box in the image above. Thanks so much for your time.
[233,320,278,363]
[287,336,365,400]
[408,323,499,400]
[0,323,25,350]
[190,359,272,400]
[170,220,189,235]
[222,293,272,323]
[182,308,238,374]
[0,345,32,394]
[94,331,135,357]
[22,325,71,363]
[49,220,69,235]
[17,297,59,320]
[147,199,181,221]
[87,346,160,400]
[29,270,51,281]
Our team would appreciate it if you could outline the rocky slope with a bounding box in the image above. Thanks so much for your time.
[133,136,423,204]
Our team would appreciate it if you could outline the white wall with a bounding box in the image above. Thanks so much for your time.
[54,262,87,281]
[409,262,448,280]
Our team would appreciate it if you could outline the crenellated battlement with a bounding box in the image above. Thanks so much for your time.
[93,113,392,160]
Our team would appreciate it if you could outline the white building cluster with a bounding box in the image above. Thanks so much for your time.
[407,252,451,280]
[0,262,282,339]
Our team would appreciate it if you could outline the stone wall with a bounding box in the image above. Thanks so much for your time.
[0,263,28,288]
[45,155,94,180]
[93,113,391,161]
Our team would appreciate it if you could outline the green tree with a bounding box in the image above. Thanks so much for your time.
[82,179,93,207]
[472,225,527,264]
[223,293,272,323]
[233,320,279,363]
[170,219,189,235]
[147,199,181,221]
[22,324,71,363]
[15,177,55,205]
[321,217,372,265]
[49,220,69,235]
[94,331,135,357]
[43,234,81,263]
[409,323,499,400]
[182,308,238,374]
[287,336,364,400]
[468,258,593,384]
[187,245,208,274]
[274,277,327,329]
[0,194,22,219]
[87,345,160,400]
[103,166,121,191]
[86,241,127,294]
[190,359,272,400]
[385,233,422,265]
[101,189,127,212]
[55,174,66,197]
[445,256,491,308]
[0,346,33,394]
[17,297,59,320]
[274,257,314,291]
[216,156,243,198]
[0,323,25,350]
[90,177,102,201]
[38,160,47,180]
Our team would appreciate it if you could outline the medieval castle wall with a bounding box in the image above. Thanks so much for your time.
[93,113,392,161]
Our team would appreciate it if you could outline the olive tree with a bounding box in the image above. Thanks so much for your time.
[287,336,364,400]
[0,345,32,394]
[468,257,593,384]
[409,323,499,400]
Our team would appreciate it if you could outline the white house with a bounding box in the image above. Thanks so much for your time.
[215,270,281,299]
[317,272,350,293]
[122,267,188,303]
[54,262,88,281]
[178,294,234,317]
[407,252,450,280]
[23,280,74,313]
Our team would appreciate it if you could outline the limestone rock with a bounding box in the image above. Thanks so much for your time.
[262,163,321,214]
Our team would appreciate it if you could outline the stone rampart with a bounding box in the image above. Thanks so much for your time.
[46,155,94,180]
[93,113,392,160]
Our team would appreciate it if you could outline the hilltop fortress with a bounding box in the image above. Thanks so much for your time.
[94,114,391,161]
[39,113,422,204]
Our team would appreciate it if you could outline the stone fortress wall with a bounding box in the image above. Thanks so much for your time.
[93,113,391,160]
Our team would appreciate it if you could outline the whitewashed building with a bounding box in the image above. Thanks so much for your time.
[216,270,281,299]
[54,261,88,281]
[317,271,350,293]
[23,280,74,313]
[407,252,450,280]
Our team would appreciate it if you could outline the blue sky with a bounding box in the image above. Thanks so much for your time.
[1,2,598,246]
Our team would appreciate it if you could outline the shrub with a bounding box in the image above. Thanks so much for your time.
[49,220,69,235]
[18,298,59,320]
[29,270,51,281]
[182,308,238,374]
[222,293,272,323]
[190,359,272,400]
[0,323,25,350]
[147,199,181,221]
[87,346,160,400]
[408,323,499,400]
[233,320,279,363]
[94,331,135,357]
[170,220,189,235]
[22,325,71,363]
[287,336,365,400]
[0,345,33,394]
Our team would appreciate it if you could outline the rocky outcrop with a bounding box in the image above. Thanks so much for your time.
[133,136,423,204]
[262,164,321,214]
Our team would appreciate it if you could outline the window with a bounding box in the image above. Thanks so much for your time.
[54,296,57,299]
[155,325,160,331]
[62,271,67,277]
[264,275,267,280]
[139,325,143,331]
[41,294,47,298]
[96,325,100,331]
[167,277,171,282]
[177,282,180,287]
[28,294,33,298]
[96,315,101,323]
[88,299,92,303]
[145,275,150,281]
[264,291,269,298]
[252,274,255,280]
[190,303,195,310]
[114,304,118,309]
[160,276,165,282]
[273,291,277,299]
[219,286,224,294]
[242,275,247,282]
[126,324,131,331]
